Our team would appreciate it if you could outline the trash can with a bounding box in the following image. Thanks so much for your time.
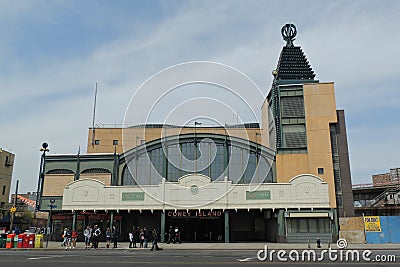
[27,234,35,248]
[14,234,19,248]
[0,235,6,248]
[6,234,15,248]
[35,234,44,248]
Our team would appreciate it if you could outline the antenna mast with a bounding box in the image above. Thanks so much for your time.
[91,83,98,146]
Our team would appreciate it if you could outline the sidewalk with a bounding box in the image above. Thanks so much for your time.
[5,241,400,250]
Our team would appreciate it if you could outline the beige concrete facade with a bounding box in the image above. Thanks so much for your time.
[0,148,14,204]
[87,126,261,154]
[62,173,330,211]
[274,82,338,208]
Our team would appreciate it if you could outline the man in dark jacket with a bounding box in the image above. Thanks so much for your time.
[150,229,160,251]
[112,226,119,248]
[92,225,101,249]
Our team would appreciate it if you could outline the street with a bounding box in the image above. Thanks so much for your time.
[0,248,399,267]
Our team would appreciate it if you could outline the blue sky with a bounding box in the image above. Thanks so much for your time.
[1,0,400,193]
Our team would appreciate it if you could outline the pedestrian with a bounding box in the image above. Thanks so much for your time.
[167,225,174,244]
[105,227,112,248]
[92,225,101,249]
[129,232,134,248]
[61,227,68,247]
[112,226,119,248]
[83,225,92,250]
[174,226,181,244]
[65,228,72,250]
[132,226,138,248]
[139,228,144,248]
[150,229,160,251]
[143,227,148,248]
[71,229,78,249]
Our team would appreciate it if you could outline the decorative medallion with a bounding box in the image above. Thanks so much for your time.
[83,190,89,197]
[190,185,199,195]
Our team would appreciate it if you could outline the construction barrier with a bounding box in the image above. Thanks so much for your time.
[6,234,15,248]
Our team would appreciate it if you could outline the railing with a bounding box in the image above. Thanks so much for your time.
[353,181,400,189]
[369,186,400,207]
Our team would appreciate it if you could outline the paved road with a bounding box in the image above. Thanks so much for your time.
[0,248,399,267]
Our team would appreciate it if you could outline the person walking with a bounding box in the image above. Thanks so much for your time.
[129,232,134,248]
[174,226,181,244]
[150,229,160,251]
[112,226,119,248]
[139,228,144,248]
[167,226,174,244]
[71,229,78,249]
[133,226,138,247]
[92,225,101,249]
[65,228,72,250]
[83,225,92,250]
[143,227,148,248]
[105,227,112,248]
[61,227,68,247]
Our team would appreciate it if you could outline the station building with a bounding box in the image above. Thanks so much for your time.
[37,24,354,243]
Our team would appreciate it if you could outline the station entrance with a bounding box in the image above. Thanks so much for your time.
[165,210,225,242]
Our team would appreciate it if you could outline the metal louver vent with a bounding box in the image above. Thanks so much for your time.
[283,131,306,147]
[281,96,304,117]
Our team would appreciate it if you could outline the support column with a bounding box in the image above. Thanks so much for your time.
[110,211,114,229]
[224,210,229,243]
[72,211,77,230]
[160,211,166,243]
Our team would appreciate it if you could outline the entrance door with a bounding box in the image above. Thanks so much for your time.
[165,210,224,242]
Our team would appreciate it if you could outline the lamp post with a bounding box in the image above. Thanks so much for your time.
[36,142,49,212]
[194,121,202,173]
[9,180,19,232]
[46,197,55,248]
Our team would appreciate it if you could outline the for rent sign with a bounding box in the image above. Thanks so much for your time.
[364,216,382,232]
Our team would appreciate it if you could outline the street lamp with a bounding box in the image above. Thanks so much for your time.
[46,198,55,248]
[35,143,49,212]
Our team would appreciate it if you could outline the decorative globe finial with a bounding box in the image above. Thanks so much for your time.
[281,23,297,47]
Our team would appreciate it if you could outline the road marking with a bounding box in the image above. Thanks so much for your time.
[237,257,256,262]
[27,255,64,260]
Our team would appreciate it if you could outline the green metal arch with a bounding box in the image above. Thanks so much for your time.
[120,133,275,164]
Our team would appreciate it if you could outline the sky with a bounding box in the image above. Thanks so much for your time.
[1,0,400,194]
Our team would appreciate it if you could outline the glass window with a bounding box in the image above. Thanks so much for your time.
[299,219,308,233]
[309,219,318,233]
[318,168,324,175]
[113,140,118,145]
[94,140,100,145]
[2,186,5,195]
[318,218,330,233]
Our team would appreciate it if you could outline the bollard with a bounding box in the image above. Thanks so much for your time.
[307,238,310,249]
[316,237,321,248]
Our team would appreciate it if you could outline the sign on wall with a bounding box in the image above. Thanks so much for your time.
[364,216,382,232]
[246,190,271,200]
[122,192,145,201]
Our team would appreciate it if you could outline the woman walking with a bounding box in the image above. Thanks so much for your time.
[105,227,112,248]
[83,225,92,250]
[71,229,78,249]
